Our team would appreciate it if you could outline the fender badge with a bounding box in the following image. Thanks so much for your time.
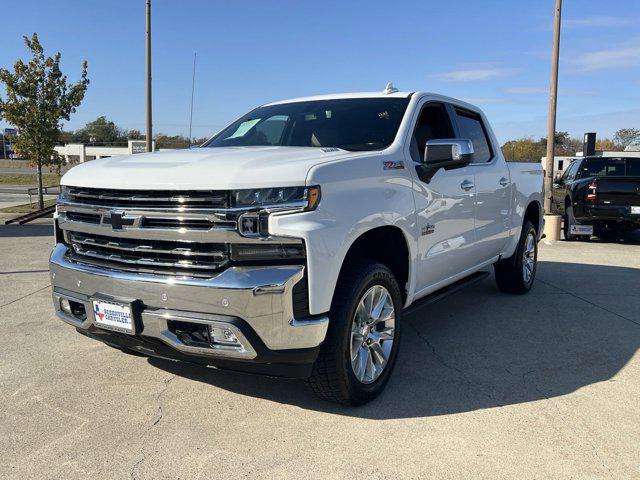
[422,224,435,235]
[383,160,404,170]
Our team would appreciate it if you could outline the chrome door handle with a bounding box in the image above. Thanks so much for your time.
[499,177,509,187]
[460,180,475,191]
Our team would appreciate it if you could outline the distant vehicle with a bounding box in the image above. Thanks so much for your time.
[553,156,640,240]
[50,88,544,405]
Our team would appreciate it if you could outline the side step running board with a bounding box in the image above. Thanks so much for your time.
[403,271,490,316]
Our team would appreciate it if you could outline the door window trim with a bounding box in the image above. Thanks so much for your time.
[403,98,457,165]
[451,106,495,165]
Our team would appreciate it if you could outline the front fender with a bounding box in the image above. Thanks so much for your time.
[270,155,418,315]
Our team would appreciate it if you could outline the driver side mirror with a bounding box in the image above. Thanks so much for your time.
[554,172,563,183]
[424,139,474,169]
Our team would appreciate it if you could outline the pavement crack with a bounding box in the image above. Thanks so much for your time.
[152,375,175,427]
[0,284,50,309]
[407,319,494,403]
[129,453,146,480]
[128,375,176,479]
[537,278,640,328]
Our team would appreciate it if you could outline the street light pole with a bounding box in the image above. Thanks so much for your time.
[188,52,196,146]
[145,0,153,152]
[544,0,562,214]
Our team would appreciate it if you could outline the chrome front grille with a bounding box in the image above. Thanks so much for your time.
[67,232,229,277]
[56,187,303,279]
[64,186,229,210]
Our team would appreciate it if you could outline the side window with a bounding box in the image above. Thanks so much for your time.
[563,161,579,181]
[454,109,493,163]
[410,103,454,163]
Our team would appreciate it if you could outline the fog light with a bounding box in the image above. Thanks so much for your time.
[60,298,72,315]
[208,326,240,346]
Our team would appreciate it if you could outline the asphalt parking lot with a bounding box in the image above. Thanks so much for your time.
[1,222,639,479]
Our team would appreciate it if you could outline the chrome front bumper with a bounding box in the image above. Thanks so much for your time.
[49,244,329,360]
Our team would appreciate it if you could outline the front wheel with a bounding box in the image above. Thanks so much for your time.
[494,221,538,294]
[307,260,402,405]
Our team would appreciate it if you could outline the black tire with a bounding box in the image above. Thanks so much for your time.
[307,260,402,406]
[563,206,577,241]
[494,221,538,294]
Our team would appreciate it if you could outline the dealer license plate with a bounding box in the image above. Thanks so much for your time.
[631,206,640,215]
[92,299,135,334]
[570,225,593,235]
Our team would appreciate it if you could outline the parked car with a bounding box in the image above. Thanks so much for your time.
[552,156,640,240]
[50,87,544,405]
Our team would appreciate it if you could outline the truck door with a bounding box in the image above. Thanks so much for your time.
[407,101,477,295]
[553,160,579,214]
[452,107,511,262]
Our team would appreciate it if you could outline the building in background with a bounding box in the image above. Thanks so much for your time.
[54,140,157,163]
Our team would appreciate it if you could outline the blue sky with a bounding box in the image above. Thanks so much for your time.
[1,0,639,144]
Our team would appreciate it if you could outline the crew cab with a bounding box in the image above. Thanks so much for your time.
[552,155,640,240]
[50,87,544,405]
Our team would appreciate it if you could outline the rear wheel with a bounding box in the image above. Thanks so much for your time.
[494,221,538,294]
[307,260,401,405]
[563,205,577,241]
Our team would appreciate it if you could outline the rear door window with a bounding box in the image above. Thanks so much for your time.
[625,158,640,176]
[579,158,626,178]
[454,109,493,163]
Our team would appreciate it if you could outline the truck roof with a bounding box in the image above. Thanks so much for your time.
[263,91,483,114]
[263,91,414,106]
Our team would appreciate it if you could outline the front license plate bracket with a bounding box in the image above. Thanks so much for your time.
[91,296,142,335]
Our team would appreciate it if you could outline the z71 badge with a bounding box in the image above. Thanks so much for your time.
[383,160,404,170]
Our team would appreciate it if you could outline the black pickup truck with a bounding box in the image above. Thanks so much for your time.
[552,156,640,240]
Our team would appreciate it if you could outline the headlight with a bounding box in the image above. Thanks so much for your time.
[235,186,320,238]
[232,186,320,210]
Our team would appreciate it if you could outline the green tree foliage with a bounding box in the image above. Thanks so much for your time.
[73,116,124,144]
[501,130,633,162]
[127,129,144,140]
[501,132,580,162]
[613,128,640,149]
[154,133,191,149]
[0,33,88,208]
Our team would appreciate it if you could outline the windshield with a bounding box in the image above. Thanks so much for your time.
[579,157,640,178]
[203,98,410,152]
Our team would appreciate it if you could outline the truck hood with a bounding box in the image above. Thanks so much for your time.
[61,146,355,190]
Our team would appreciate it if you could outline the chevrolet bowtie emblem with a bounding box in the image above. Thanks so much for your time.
[103,212,138,230]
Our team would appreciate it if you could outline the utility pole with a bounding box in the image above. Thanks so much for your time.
[188,52,196,146]
[145,0,153,152]
[544,0,562,214]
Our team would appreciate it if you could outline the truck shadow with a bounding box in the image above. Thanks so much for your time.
[0,223,53,237]
[149,260,640,419]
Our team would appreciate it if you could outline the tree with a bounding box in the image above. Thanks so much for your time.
[154,133,190,149]
[127,129,144,140]
[0,33,88,208]
[613,128,640,149]
[73,116,124,144]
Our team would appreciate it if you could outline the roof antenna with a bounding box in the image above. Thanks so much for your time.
[383,81,398,94]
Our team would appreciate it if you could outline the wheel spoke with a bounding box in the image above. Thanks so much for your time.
[370,327,394,342]
[370,342,388,369]
[370,289,388,321]
[351,333,364,359]
[358,346,370,381]
[365,347,375,381]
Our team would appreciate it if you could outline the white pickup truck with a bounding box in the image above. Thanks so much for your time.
[50,86,544,405]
